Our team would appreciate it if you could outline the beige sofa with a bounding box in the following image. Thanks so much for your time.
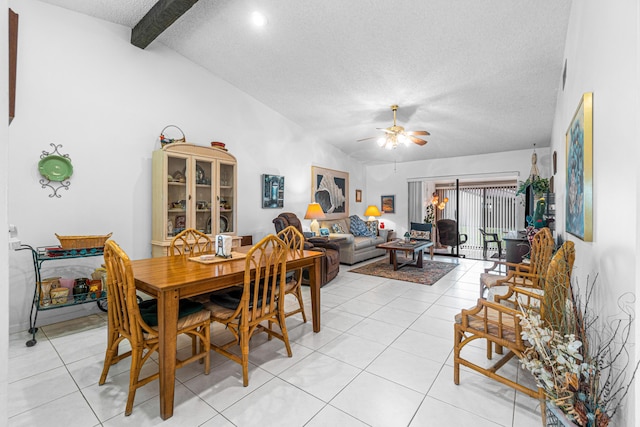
[319,217,389,265]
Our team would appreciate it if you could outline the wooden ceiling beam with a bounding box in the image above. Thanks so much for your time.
[131,0,200,49]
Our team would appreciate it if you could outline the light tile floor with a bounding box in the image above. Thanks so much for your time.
[8,255,543,427]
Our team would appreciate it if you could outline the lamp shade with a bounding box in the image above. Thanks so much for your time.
[304,203,326,220]
[363,205,382,217]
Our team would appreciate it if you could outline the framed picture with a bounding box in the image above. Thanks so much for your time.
[311,166,348,219]
[381,195,395,214]
[355,189,362,203]
[566,92,593,242]
[262,174,284,208]
[319,227,330,236]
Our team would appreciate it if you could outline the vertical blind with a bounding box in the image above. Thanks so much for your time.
[436,184,516,251]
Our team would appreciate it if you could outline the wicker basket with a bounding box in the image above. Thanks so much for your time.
[55,233,112,249]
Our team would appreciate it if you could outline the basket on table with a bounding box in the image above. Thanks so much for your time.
[55,233,112,249]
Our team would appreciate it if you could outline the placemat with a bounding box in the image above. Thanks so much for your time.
[188,252,247,264]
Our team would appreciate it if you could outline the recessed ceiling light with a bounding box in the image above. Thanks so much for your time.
[251,11,268,27]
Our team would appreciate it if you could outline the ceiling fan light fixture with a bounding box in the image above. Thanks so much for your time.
[377,137,386,147]
[251,11,268,27]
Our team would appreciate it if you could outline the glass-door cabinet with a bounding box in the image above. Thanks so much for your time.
[151,143,237,257]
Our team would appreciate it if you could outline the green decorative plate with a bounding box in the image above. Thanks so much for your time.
[38,155,73,182]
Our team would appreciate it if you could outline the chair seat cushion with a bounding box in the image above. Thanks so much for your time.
[139,298,206,327]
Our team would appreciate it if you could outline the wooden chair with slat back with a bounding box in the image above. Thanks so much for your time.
[169,228,213,256]
[99,240,211,416]
[206,234,292,386]
[454,241,575,406]
[479,227,554,299]
[277,225,307,322]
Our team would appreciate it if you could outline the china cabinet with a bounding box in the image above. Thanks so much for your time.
[151,143,237,257]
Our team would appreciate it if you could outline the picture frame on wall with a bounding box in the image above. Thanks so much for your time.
[311,166,348,219]
[262,174,284,208]
[381,195,395,213]
[355,189,362,203]
[566,92,593,242]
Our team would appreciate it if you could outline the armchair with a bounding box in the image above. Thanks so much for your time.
[273,212,340,286]
[436,219,468,254]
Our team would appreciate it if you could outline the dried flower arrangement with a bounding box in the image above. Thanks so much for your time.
[518,275,639,426]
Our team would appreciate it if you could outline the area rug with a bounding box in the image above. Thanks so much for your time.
[350,258,458,285]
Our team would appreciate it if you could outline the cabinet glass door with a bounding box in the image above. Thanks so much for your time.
[166,155,188,238]
[219,162,235,233]
[194,158,214,235]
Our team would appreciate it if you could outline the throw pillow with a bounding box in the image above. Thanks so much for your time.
[332,223,346,234]
[350,215,376,237]
[365,220,379,236]
[410,229,431,240]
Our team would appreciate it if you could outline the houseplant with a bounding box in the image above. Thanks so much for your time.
[517,276,639,426]
[516,176,550,197]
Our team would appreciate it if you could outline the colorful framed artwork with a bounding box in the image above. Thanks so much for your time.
[355,189,362,203]
[566,92,593,242]
[381,195,395,214]
[311,166,348,219]
[262,174,284,208]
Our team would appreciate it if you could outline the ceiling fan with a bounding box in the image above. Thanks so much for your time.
[358,104,430,149]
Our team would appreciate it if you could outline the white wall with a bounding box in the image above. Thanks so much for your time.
[364,148,549,236]
[1,0,10,422]
[550,1,639,424]
[7,0,364,331]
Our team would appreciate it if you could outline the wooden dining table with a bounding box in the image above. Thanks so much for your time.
[130,246,324,420]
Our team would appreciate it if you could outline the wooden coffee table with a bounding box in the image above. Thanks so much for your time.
[376,239,435,271]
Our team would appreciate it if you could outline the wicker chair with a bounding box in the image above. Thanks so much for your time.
[277,225,307,322]
[479,227,554,299]
[169,228,213,256]
[99,240,210,416]
[207,234,292,387]
[454,241,575,402]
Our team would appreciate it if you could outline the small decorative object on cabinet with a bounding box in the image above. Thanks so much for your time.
[151,143,237,257]
[17,243,108,347]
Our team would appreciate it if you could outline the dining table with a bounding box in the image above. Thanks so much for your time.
[130,246,324,420]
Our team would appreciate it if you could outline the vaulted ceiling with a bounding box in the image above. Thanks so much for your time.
[39,0,573,164]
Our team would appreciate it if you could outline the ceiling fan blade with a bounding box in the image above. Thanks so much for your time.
[410,136,427,146]
[407,130,430,136]
[376,127,395,134]
[357,136,378,142]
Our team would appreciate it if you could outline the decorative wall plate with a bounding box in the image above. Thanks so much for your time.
[38,155,73,182]
[220,215,228,232]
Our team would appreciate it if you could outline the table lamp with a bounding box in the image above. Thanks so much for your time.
[364,205,382,221]
[304,202,326,236]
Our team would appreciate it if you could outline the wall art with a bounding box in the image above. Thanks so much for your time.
[311,166,348,219]
[566,92,593,241]
[262,174,284,208]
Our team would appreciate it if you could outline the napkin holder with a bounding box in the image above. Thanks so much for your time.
[215,234,233,258]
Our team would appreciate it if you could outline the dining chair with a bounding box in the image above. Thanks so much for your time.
[99,240,211,416]
[276,225,307,322]
[479,227,554,299]
[169,228,213,256]
[454,241,575,402]
[207,234,291,386]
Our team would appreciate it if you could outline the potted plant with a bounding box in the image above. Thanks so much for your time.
[517,276,639,426]
[516,176,550,197]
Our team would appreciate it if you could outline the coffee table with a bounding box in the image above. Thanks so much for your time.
[376,239,435,271]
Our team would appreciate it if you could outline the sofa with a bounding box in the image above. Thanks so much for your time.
[319,215,389,265]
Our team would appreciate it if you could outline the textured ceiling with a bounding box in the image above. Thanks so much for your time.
[39,0,573,164]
